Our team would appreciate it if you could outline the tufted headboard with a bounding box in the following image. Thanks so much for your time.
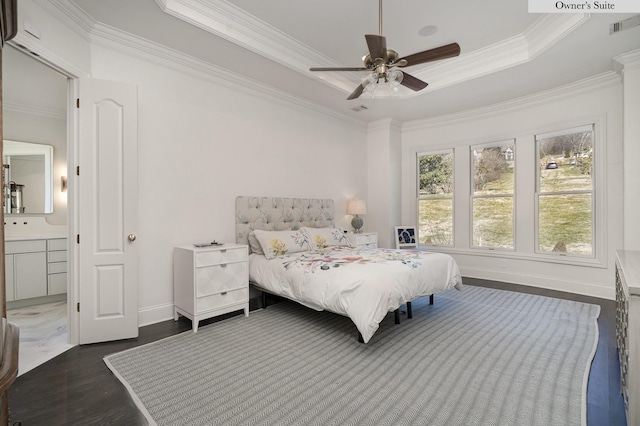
[235,196,335,249]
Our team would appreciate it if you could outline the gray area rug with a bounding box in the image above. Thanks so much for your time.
[104,286,600,425]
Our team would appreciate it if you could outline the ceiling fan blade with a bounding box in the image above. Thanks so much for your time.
[310,67,369,72]
[400,72,429,91]
[398,42,461,67]
[347,84,365,100]
[365,34,387,61]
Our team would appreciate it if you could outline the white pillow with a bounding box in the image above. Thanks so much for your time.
[252,229,314,259]
[301,227,351,249]
[247,231,264,255]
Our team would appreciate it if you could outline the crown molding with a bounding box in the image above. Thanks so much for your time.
[154,0,359,93]
[402,71,620,130]
[35,0,367,129]
[155,0,589,98]
[410,14,589,94]
[88,22,367,129]
[613,48,640,74]
[3,101,67,120]
[36,0,94,41]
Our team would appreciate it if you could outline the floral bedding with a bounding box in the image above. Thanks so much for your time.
[249,246,462,343]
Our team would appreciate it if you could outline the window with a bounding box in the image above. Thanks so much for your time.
[417,151,453,246]
[471,141,515,249]
[536,125,593,256]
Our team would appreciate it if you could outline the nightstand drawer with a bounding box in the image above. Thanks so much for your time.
[197,287,248,312]
[196,262,247,296]
[348,232,378,248]
[195,247,247,267]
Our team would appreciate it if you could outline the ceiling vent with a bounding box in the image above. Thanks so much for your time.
[351,105,368,112]
[610,15,640,34]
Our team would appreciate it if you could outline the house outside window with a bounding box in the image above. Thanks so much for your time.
[417,151,454,246]
[471,141,515,250]
[536,124,594,256]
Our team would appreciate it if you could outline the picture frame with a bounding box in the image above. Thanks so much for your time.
[395,226,418,249]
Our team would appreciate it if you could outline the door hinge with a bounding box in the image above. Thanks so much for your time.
[76,234,80,244]
[76,98,80,108]
[76,165,80,175]
[77,302,80,312]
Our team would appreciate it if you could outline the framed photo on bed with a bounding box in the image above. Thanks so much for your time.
[395,226,418,249]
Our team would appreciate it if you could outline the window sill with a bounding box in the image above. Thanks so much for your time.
[421,245,607,269]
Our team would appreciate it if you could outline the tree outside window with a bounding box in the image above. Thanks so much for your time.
[471,142,515,249]
[537,125,593,256]
[417,151,453,246]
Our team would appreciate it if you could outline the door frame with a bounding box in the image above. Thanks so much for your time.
[8,35,85,345]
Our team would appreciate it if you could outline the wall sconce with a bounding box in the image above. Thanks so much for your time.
[61,176,67,193]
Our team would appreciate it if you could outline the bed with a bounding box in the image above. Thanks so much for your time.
[236,196,462,343]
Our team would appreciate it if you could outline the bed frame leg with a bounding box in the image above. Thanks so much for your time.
[394,309,400,324]
[407,302,412,319]
[262,292,268,309]
[430,294,434,305]
[358,331,364,343]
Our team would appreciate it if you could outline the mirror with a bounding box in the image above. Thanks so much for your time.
[3,140,54,214]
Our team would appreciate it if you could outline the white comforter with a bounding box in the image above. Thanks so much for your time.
[249,246,462,343]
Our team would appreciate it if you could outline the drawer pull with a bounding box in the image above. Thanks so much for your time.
[221,264,227,268]
[221,249,227,253]
[221,292,227,296]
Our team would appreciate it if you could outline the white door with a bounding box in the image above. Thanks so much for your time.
[78,78,138,344]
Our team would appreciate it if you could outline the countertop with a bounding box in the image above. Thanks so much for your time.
[616,249,640,296]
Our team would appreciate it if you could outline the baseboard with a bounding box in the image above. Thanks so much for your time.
[138,297,264,328]
[461,268,614,300]
[138,303,175,327]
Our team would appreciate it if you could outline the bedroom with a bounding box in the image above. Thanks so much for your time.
[1,0,639,424]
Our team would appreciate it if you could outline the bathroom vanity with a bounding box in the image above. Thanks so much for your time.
[5,237,67,307]
[4,217,68,308]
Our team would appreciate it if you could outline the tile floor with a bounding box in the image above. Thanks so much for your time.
[6,300,73,376]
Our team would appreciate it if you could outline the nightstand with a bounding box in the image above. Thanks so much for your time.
[173,243,249,332]
[347,232,378,248]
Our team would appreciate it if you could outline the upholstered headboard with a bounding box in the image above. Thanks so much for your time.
[235,196,335,248]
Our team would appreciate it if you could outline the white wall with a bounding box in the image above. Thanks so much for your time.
[401,75,624,300]
[366,119,402,248]
[88,45,368,324]
[621,54,640,250]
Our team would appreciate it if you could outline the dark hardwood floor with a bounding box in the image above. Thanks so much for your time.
[7,279,627,425]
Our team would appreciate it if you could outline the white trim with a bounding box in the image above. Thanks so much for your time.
[461,266,613,300]
[138,303,176,328]
[403,72,620,130]
[3,101,66,120]
[534,121,597,259]
[153,0,589,98]
[88,23,366,129]
[535,123,594,141]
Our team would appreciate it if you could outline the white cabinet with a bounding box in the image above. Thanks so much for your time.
[5,240,47,301]
[616,250,640,426]
[5,238,68,303]
[348,232,378,248]
[174,243,249,332]
[47,238,68,295]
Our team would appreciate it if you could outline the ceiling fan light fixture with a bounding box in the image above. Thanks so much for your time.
[386,69,403,86]
[309,0,460,100]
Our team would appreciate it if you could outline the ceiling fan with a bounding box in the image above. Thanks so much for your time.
[309,0,461,100]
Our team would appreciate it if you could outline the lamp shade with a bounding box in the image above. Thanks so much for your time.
[347,199,367,215]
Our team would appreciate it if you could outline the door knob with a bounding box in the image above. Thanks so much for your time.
[128,234,137,242]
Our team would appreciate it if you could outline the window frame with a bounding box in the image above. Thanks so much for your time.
[534,124,596,259]
[416,149,455,248]
[469,140,516,252]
